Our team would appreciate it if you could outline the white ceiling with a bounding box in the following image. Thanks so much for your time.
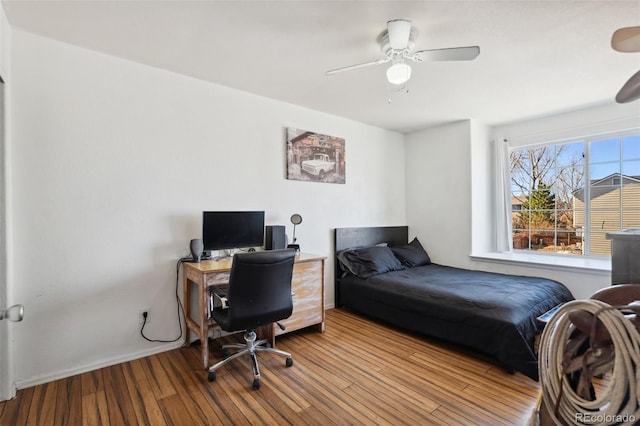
[2,0,640,133]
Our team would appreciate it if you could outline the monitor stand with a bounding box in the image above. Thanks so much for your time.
[213,248,236,261]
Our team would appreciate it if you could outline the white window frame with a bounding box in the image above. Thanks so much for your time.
[506,127,640,260]
[471,106,640,274]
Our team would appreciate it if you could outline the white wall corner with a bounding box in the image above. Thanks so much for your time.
[405,120,473,268]
[469,120,492,255]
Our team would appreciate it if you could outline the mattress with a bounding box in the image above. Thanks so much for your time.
[338,263,574,380]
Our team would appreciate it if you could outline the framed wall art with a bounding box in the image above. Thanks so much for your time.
[286,127,345,184]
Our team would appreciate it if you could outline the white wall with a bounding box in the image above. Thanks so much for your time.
[9,30,406,388]
[406,121,474,268]
[494,102,640,148]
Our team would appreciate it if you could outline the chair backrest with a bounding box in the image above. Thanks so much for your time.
[225,249,296,331]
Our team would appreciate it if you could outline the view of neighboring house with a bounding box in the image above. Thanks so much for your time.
[511,195,527,212]
[573,173,640,255]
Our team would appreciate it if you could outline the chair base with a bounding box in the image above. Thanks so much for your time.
[207,330,293,389]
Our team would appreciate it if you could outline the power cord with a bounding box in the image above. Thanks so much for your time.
[140,257,191,343]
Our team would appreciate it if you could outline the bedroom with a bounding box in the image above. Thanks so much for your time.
[0,0,638,420]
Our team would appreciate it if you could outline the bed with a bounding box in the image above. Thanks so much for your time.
[334,226,574,380]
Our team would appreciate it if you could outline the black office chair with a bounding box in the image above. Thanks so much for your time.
[207,249,296,389]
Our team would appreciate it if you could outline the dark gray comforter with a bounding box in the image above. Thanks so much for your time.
[338,264,574,380]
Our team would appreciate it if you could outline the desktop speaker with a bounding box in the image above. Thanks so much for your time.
[190,238,203,262]
[265,226,287,250]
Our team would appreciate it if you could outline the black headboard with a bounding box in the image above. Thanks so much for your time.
[334,226,408,307]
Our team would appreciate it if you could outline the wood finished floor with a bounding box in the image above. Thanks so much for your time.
[0,309,540,425]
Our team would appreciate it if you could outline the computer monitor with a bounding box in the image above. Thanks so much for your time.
[202,211,265,251]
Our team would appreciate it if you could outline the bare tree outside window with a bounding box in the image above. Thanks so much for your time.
[510,143,585,254]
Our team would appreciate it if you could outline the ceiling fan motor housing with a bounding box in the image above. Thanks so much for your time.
[377,24,416,57]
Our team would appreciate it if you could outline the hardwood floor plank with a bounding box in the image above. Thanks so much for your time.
[291,336,441,415]
[80,369,104,396]
[266,359,367,424]
[0,384,32,425]
[102,363,138,424]
[380,361,521,426]
[182,345,269,425]
[461,384,533,423]
[81,391,110,426]
[285,375,377,424]
[53,374,82,426]
[139,354,177,400]
[122,362,166,425]
[158,393,200,426]
[36,380,58,424]
[224,373,286,425]
[25,382,44,426]
[174,347,257,425]
[342,383,436,425]
[253,358,311,413]
[431,403,490,426]
[157,350,226,424]
[0,308,540,425]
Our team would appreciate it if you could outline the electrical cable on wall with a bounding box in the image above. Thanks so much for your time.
[139,258,189,343]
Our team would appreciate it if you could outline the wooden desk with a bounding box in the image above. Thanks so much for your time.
[183,252,326,369]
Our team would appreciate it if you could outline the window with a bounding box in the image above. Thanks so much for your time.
[509,131,640,256]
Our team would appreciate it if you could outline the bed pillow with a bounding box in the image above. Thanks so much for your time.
[337,245,404,278]
[390,237,431,267]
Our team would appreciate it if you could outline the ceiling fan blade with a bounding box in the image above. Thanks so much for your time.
[387,19,412,50]
[612,26,640,52]
[411,46,480,62]
[325,58,390,76]
[616,69,640,103]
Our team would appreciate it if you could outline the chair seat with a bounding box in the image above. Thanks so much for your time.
[212,305,293,333]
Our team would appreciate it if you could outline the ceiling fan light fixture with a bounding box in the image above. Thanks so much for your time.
[386,62,412,85]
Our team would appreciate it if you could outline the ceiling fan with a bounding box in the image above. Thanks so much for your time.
[612,25,640,103]
[325,19,480,86]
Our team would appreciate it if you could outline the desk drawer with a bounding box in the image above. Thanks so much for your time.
[204,272,230,286]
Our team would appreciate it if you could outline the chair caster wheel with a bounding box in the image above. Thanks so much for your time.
[207,371,216,382]
[252,379,261,390]
[285,357,293,367]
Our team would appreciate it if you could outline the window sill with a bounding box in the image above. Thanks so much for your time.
[470,251,611,273]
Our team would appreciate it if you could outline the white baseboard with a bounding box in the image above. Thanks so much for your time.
[15,341,182,390]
